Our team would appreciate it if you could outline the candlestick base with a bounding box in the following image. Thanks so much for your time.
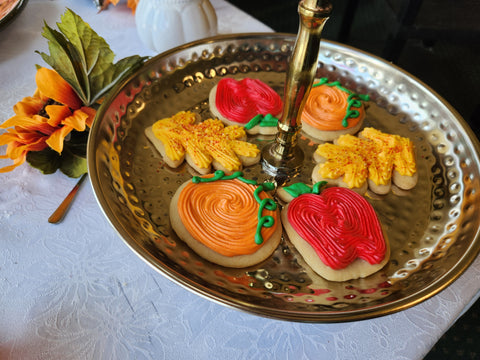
[261,141,304,185]
[260,0,331,185]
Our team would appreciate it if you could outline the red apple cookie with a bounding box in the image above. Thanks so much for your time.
[209,78,282,135]
[281,186,390,281]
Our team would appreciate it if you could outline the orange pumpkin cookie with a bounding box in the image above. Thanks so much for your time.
[170,171,282,267]
[301,78,369,141]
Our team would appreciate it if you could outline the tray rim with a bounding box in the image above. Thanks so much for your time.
[87,32,480,322]
[0,0,28,30]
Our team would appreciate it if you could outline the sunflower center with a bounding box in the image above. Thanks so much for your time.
[38,98,63,118]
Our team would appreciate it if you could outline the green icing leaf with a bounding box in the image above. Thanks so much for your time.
[283,182,313,198]
[36,8,147,106]
[245,114,262,130]
[260,113,278,127]
[245,114,278,130]
[283,181,327,198]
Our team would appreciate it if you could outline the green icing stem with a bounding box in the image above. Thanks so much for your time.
[312,77,370,128]
[253,185,277,245]
[312,181,328,194]
[192,170,256,185]
[191,170,277,245]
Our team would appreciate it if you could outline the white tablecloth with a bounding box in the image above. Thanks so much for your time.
[1,1,479,359]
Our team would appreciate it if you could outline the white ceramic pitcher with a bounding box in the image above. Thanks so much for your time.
[135,0,218,53]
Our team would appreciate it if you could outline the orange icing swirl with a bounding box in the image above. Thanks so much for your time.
[178,178,279,257]
[302,84,365,131]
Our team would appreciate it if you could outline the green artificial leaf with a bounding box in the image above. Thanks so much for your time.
[89,55,146,104]
[59,150,87,178]
[65,130,89,157]
[38,21,89,103]
[25,9,148,179]
[26,148,62,175]
[58,9,113,75]
[25,146,87,178]
[36,8,148,106]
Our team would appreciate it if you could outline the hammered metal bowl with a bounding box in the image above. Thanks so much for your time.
[87,33,480,322]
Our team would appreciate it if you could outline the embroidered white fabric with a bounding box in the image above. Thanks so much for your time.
[0,1,479,359]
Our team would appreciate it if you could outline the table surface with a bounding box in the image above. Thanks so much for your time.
[1,1,480,359]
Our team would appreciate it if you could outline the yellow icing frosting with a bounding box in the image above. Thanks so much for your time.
[315,128,416,188]
[229,140,258,158]
[316,143,368,189]
[361,127,417,176]
[151,111,260,171]
[151,111,197,161]
[336,134,393,185]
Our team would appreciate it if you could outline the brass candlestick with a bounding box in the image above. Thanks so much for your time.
[261,0,332,182]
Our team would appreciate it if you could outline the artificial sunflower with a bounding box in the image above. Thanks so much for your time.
[0,9,147,178]
[0,67,96,174]
[98,0,139,13]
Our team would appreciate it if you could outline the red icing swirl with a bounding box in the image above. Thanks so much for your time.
[287,188,386,270]
[215,78,283,124]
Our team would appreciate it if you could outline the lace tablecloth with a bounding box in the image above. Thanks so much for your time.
[1,1,479,359]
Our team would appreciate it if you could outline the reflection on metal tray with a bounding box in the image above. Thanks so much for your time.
[87,34,480,322]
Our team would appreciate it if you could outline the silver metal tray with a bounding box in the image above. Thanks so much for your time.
[87,33,480,322]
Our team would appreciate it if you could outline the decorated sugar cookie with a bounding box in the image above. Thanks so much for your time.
[280,183,390,281]
[145,111,261,174]
[301,78,369,141]
[312,128,418,195]
[170,171,282,267]
[359,127,418,191]
[209,78,283,135]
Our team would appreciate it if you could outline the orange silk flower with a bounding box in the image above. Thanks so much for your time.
[101,0,138,13]
[0,67,96,173]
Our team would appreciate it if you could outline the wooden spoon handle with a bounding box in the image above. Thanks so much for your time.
[48,173,87,224]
